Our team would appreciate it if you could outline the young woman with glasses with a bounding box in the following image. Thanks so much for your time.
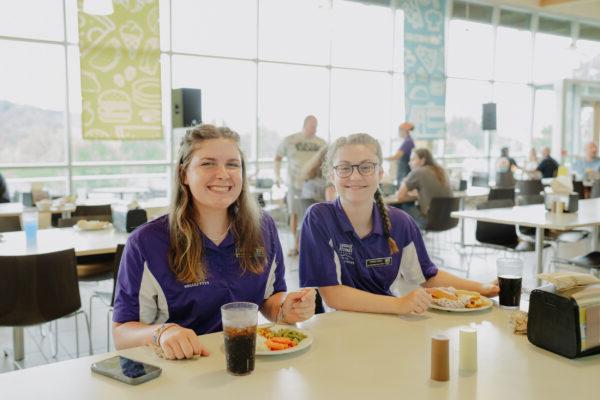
[298,133,498,315]
[112,124,316,360]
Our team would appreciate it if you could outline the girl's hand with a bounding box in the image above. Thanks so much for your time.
[280,288,317,323]
[159,325,210,360]
[397,288,432,315]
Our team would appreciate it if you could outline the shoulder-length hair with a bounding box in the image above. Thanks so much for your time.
[169,124,265,284]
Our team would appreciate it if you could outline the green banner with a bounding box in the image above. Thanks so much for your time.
[78,0,162,140]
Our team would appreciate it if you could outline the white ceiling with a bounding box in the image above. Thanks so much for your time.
[480,0,600,22]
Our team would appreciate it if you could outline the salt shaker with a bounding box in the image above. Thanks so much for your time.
[459,327,477,372]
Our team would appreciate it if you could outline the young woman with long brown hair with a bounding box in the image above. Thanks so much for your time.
[393,147,453,228]
[112,124,315,360]
[299,134,497,315]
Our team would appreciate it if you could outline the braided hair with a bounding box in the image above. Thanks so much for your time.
[324,133,399,255]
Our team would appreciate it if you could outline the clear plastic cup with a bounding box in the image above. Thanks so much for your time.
[497,258,523,309]
[221,302,258,376]
[21,209,38,245]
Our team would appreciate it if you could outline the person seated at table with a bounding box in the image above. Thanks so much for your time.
[0,173,10,203]
[536,146,558,179]
[112,124,316,360]
[524,148,541,179]
[299,133,499,316]
[572,142,600,181]
[391,148,452,228]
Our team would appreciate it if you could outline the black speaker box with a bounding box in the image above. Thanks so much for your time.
[482,102,496,131]
[172,88,202,128]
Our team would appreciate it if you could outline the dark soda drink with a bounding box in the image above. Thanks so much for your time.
[498,274,522,308]
[223,326,256,375]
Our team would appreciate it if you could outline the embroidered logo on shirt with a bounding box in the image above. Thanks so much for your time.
[338,243,354,265]
[365,257,392,268]
[183,281,210,288]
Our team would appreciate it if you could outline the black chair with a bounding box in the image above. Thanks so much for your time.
[516,179,544,196]
[0,249,92,368]
[474,199,525,251]
[488,187,515,201]
[89,244,125,352]
[57,215,115,282]
[554,251,600,277]
[0,216,21,233]
[573,181,585,199]
[422,197,460,232]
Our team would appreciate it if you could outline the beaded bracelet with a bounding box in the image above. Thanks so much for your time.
[150,323,175,357]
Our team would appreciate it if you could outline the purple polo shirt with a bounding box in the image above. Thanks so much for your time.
[299,198,437,296]
[113,214,287,335]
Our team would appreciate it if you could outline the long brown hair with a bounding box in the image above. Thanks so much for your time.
[169,124,265,284]
[323,133,399,255]
[413,148,448,186]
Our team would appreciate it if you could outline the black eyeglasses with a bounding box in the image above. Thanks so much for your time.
[333,162,378,178]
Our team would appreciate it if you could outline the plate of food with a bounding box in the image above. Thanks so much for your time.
[428,287,493,312]
[74,220,113,231]
[255,324,313,355]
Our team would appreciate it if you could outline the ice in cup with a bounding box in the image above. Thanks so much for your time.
[497,258,523,309]
[221,302,258,376]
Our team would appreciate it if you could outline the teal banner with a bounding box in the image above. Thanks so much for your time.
[402,0,446,140]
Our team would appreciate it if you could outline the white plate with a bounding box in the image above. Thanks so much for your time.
[74,222,113,231]
[429,297,494,313]
[255,324,313,356]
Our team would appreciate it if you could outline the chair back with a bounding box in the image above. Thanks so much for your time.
[488,187,515,201]
[0,249,80,326]
[110,244,126,307]
[475,199,519,247]
[0,216,21,232]
[573,181,585,199]
[515,195,544,236]
[516,179,544,196]
[423,197,460,232]
[72,204,113,221]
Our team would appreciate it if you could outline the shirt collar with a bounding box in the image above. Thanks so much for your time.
[202,230,235,250]
[333,197,384,237]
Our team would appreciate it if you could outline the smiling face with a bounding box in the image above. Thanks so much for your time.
[330,144,382,206]
[183,138,243,213]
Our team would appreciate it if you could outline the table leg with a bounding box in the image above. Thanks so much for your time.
[459,198,465,247]
[535,227,544,286]
[592,226,599,252]
[13,327,24,361]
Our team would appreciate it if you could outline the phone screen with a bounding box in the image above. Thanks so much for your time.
[91,356,161,384]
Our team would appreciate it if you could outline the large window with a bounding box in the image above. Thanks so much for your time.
[446,1,600,177]
[0,0,404,199]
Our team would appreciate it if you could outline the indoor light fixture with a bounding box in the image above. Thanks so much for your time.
[82,0,114,16]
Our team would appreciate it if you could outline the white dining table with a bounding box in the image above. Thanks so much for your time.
[451,198,600,282]
[0,227,128,363]
[0,308,598,399]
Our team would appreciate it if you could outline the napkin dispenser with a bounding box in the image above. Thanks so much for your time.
[543,192,578,213]
[528,284,600,358]
[112,205,147,233]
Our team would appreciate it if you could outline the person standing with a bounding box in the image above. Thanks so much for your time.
[385,122,415,187]
[536,146,559,179]
[274,115,327,256]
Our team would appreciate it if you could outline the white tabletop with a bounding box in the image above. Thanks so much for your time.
[0,227,128,256]
[0,202,76,217]
[1,309,598,399]
[451,198,600,230]
[453,186,490,199]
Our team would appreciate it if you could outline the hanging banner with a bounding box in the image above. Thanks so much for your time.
[401,0,446,140]
[78,0,162,140]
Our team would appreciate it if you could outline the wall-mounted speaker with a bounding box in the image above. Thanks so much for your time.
[172,88,202,128]
[482,102,497,131]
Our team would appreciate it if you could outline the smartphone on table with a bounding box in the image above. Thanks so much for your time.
[91,356,162,385]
